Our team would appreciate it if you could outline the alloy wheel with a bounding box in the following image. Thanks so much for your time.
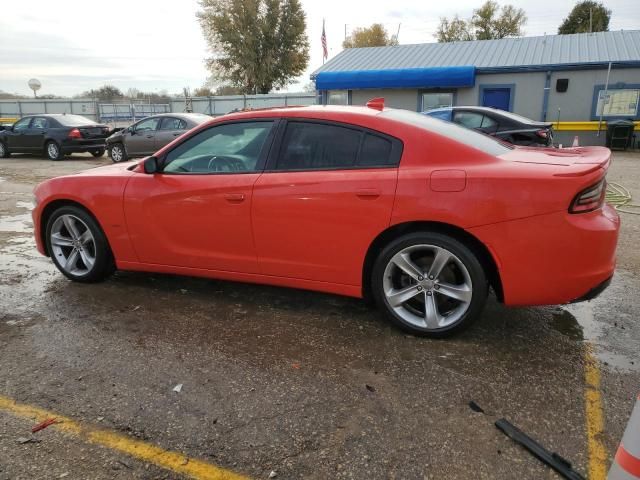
[111,145,123,162]
[50,214,97,276]
[47,142,59,159]
[382,244,473,330]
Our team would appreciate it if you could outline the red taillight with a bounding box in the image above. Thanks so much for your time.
[68,128,82,139]
[569,179,606,214]
[536,129,548,139]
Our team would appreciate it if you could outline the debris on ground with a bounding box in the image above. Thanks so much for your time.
[365,384,376,393]
[495,418,585,480]
[31,418,57,433]
[173,384,183,393]
[268,471,277,478]
[292,363,301,369]
[16,436,41,444]
[469,401,485,413]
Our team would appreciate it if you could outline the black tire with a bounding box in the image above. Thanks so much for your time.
[45,205,115,283]
[0,141,9,158]
[372,232,488,338]
[91,149,105,158]
[45,141,64,161]
[109,143,127,163]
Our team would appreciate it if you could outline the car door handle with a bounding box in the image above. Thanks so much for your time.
[146,135,153,138]
[172,132,181,136]
[355,188,381,198]
[224,193,245,203]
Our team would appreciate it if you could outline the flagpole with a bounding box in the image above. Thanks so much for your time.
[322,18,326,65]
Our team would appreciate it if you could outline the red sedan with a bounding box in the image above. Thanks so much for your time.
[32,101,619,337]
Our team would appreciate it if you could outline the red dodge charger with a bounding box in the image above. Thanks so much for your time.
[32,101,619,337]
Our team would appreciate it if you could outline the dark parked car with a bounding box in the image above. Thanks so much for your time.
[106,113,210,162]
[423,106,554,147]
[0,114,110,160]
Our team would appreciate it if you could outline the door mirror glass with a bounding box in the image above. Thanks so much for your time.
[143,156,159,174]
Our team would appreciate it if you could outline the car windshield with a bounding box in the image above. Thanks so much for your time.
[382,109,514,156]
[55,115,97,126]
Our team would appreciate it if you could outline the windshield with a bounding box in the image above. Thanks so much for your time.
[55,115,97,126]
[382,109,513,156]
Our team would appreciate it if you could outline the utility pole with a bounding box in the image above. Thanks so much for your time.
[344,24,347,41]
[589,8,593,33]
[396,23,401,43]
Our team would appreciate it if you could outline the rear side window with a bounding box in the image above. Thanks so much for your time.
[454,111,484,129]
[383,109,513,156]
[277,122,361,170]
[160,117,187,130]
[359,134,393,166]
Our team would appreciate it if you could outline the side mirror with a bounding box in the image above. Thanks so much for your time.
[143,156,159,174]
[129,127,136,135]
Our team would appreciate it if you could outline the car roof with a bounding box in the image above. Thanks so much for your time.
[220,105,384,122]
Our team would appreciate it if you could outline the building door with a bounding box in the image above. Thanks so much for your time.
[482,88,511,111]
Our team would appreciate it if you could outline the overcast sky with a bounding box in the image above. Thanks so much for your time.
[1,0,639,97]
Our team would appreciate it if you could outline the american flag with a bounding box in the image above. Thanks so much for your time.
[321,19,328,62]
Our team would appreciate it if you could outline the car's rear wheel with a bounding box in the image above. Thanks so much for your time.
[45,141,63,161]
[109,143,127,163]
[45,205,115,283]
[91,148,105,158]
[372,232,488,337]
[0,141,9,158]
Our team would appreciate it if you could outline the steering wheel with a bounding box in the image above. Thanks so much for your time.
[206,156,248,172]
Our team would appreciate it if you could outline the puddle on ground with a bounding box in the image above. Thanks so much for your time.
[550,308,584,340]
[0,212,33,233]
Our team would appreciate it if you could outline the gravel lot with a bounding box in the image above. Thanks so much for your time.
[1,151,639,479]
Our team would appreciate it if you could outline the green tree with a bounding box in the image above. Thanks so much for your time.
[77,85,124,101]
[436,15,473,43]
[558,1,611,34]
[343,23,399,48]
[435,1,526,42]
[197,0,309,94]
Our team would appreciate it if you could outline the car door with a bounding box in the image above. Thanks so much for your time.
[6,117,33,151]
[24,117,49,151]
[126,117,160,156]
[252,120,401,286]
[123,120,277,273]
[154,117,187,151]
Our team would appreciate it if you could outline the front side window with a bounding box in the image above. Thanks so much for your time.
[135,117,160,132]
[276,122,361,170]
[13,118,31,131]
[422,92,453,111]
[163,121,273,174]
[596,88,640,117]
[159,117,187,130]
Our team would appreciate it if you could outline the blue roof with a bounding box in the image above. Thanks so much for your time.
[315,66,475,90]
[312,30,640,77]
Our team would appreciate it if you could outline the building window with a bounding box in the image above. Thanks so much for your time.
[327,90,349,105]
[596,88,640,117]
[421,92,453,111]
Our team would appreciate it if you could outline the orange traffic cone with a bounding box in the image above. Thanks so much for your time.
[572,136,580,147]
[609,394,640,479]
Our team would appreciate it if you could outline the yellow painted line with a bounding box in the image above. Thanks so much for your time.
[554,121,640,131]
[584,344,608,480]
[0,394,249,480]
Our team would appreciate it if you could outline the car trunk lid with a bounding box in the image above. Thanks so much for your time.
[78,125,110,138]
[500,146,610,175]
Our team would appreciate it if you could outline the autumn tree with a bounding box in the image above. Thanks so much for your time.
[343,23,398,48]
[198,0,309,94]
[76,85,124,101]
[558,1,611,34]
[436,1,526,42]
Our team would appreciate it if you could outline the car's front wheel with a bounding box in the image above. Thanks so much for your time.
[0,141,9,158]
[372,232,488,337]
[45,141,63,161]
[45,205,115,283]
[109,143,127,163]
[91,148,105,158]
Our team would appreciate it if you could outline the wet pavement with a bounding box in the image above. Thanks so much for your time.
[1,153,639,479]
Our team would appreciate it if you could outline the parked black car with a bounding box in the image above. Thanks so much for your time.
[0,114,110,160]
[423,106,554,147]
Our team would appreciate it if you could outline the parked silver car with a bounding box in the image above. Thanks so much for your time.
[106,113,210,162]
